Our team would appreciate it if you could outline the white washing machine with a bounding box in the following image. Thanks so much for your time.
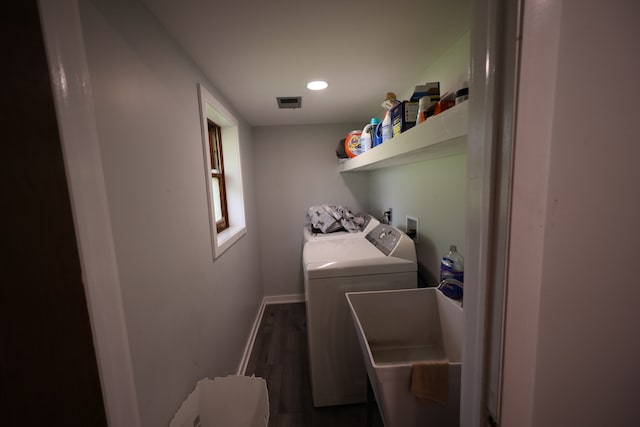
[302,223,417,407]
[302,213,380,244]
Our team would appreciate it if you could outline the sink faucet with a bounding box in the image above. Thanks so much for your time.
[438,278,464,304]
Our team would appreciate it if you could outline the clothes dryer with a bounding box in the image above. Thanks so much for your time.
[302,223,417,407]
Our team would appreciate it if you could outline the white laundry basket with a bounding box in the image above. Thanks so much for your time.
[169,375,269,427]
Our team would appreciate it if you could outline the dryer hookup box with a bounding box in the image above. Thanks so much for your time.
[169,375,269,427]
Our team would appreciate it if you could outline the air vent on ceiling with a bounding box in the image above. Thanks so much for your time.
[277,96,302,109]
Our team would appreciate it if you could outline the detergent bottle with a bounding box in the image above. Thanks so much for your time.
[374,121,383,147]
[368,117,380,146]
[439,245,464,283]
[359,119,377,154]
[380,109,393,143]
[344,130,363,158]
[378,92,398,145]
[374,110,392,146]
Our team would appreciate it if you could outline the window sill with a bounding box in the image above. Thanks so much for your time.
[213,224,246,258]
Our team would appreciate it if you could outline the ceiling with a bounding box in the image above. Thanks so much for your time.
[140,0,471,127]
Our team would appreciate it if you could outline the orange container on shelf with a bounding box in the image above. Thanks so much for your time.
[345,130,363,158]
[433,98,456,116]
[432,92,456,117]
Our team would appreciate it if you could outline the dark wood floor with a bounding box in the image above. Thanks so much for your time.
[245,303,384,427]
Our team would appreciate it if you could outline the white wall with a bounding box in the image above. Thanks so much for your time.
[78,1,263,425]
[369,154,467,285]
[253,124,368,296]
[503,1,640,425]
[369,33,470,286]
[398,32,470,106]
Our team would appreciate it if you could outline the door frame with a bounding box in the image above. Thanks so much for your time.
[38,1,142,426]
[462,0,521,425]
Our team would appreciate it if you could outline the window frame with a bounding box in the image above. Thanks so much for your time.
[207,119,229,233]
[198,83,246,259]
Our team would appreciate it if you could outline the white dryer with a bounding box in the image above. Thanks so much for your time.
[302,223,417,407]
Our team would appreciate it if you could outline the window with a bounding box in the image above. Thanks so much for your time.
[198,84,246,259]
[207,120,229,232]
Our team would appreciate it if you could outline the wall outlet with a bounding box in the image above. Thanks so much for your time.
[406,216,418,242]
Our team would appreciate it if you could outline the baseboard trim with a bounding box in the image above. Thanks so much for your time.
[264,293,305,305]
[236,294,305,375]
[237,298,266,375]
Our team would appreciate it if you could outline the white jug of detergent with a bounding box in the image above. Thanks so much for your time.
[375,110,393,146]
[381,110,392,142]
[360,118,378,153]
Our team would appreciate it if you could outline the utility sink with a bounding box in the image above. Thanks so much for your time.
[346,287,463,427]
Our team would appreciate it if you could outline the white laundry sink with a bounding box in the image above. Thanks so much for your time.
[346,287,463,427]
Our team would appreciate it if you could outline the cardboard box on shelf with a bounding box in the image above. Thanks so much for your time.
[410,82,440,102]
[391,101,419,137]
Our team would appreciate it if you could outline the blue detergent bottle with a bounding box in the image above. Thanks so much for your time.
[368,117,381,147]
[440,245,464,283]
[374,121,383,146]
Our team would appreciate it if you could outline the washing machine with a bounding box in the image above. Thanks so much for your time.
[302,223,417,407]
[302,213,380,244]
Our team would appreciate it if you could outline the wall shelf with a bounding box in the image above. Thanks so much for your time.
[338,101,468,172]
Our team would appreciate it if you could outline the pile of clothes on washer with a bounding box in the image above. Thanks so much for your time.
[306,204,366,234]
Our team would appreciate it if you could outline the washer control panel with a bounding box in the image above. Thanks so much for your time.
[365,224,402,256]
[365,224,416,261]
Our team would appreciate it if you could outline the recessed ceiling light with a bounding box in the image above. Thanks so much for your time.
[307,80,328,91]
